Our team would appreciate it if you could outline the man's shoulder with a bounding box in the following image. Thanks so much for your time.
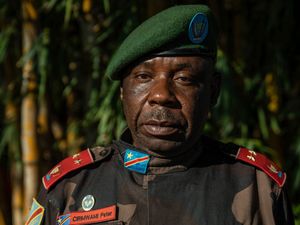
[202,136,286,187]
[42,145,114,191]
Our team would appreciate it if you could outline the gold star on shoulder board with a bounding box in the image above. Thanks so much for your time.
[72,153,80,159]
[74,159,82,165]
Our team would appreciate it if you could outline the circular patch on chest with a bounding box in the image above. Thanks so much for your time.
[82,195,95,211]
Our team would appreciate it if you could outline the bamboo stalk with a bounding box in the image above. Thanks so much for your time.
[21,0,39,221]
[21,91,39,218]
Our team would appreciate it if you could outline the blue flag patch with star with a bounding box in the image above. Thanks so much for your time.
[25,198,45,225]
[56,213,70,225]
[124,149,150,174]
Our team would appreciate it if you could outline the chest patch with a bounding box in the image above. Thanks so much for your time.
[56,205,116,225]
[124,149,150,174]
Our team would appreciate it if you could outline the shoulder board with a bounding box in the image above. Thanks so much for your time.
[42,146,111,190]
[236,147,286,187]
[201,136,286,187]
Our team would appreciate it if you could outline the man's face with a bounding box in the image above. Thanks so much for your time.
[121,56,219,155]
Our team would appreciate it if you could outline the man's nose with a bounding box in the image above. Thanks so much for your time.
[148,78,179,107]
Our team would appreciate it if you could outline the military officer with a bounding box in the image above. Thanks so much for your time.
[25,4,294,225]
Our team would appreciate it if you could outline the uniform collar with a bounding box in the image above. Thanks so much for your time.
[114,128,204,175]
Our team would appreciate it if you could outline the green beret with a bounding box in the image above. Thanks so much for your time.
[106,4,218,80]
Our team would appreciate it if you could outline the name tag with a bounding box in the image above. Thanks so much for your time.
[57,205,116,225]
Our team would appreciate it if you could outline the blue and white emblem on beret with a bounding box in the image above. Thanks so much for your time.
[188,13,209,44]
[124,149,150,174]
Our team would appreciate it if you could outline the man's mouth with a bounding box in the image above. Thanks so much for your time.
[141,120,183,137]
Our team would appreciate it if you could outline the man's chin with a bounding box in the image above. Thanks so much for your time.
[133,135,188,156]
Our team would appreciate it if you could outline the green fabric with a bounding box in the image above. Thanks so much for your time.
[106,4,218,80]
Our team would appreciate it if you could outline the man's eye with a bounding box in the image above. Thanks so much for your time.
[174,75,196,85]
[177,77,191,82]
[134,73,152,82]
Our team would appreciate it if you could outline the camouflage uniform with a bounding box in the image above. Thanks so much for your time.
[33,130,294,225]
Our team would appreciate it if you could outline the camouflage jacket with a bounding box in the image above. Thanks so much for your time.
[27,134,294,225]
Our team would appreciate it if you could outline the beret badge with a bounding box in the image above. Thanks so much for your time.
[188,13,209,44]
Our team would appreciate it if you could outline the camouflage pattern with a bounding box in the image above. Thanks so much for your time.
[36,130,294,225]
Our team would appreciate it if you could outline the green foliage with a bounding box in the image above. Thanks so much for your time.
[0,26,14,63]
[294,203,300,225]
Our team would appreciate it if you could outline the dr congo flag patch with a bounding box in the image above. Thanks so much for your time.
[124,149,150,174]
[25,198,45,225]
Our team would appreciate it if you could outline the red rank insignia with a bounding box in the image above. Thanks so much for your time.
[236,147,286,187]
[42,149,94,190]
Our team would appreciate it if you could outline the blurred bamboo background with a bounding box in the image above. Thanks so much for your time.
[0,0,299,224]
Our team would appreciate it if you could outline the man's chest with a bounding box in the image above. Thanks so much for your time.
[56,163,257,225]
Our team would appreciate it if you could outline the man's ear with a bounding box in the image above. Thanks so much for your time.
[120,87,124,101]
[210,71,221,107]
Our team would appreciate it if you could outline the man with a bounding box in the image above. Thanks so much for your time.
[25,4,294,225]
